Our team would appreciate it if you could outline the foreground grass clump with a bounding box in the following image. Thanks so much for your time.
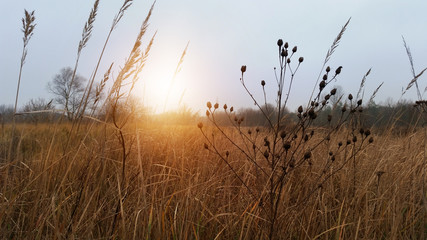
[0,122,425,239]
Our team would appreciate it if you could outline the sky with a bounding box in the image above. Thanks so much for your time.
[1,0,427,114]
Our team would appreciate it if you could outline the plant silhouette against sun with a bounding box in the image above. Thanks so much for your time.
[198,19,375,239]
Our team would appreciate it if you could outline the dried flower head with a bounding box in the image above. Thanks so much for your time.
[197,122,203,129]
[298,57,304,63]
[207,101,212,109]
[292,46,297,53]
[241,65,247,73]
[261,80,266,86]
[335,66,343,75]
[277,39,283,47]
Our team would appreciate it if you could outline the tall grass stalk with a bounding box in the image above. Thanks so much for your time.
[8,10,36,162]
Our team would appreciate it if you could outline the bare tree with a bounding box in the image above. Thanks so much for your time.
[21,98,53,125]
[47,67,87,120]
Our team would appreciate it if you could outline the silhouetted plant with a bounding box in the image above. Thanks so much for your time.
[198,19,375,239]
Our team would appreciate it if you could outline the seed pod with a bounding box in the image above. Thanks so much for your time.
[319,80,326,90]
[248,129,252,135]
[214,103,219,109]
[280,131,286,139]
[230,106,234,112]
[348,94,353,100]
[223,104,228,110]
[352,136,357,143]
[277,39,283,47]
[283,141,291,150]
[304,151,311,159]
[241,65,247,73]
[335,66,343,75]
[338,141,343,147]
[284,42,289,48]
[325,94,330,100]
[369,137,374,143]
[298,57,304,63]
[357,99,362,106]
[330,88,337,95]
[197,122,203,129]
[204,143,209,149]
[323,74,328,80]
[287,58,291,64]
[326,66,331,72]
[206,110,210,117]
[292,46,297,53]
[207,101,212,109]
[365,129,371,136]
[281,49,288,57]
[359,128,365,135]
[341,105,347,112]
[264,150,269,158]
[261,80,266,86]
[298,105,303,113]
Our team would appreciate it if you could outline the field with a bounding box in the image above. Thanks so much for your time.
[2,1,427,239]
[0,119,426,239]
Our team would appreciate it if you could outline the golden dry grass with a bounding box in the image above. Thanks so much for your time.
[0,121,425,239]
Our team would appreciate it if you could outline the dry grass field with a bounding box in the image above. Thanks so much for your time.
[0,120,426,239]
[1,1,427,239]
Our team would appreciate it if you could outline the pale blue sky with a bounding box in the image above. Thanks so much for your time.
[1,0,427,113]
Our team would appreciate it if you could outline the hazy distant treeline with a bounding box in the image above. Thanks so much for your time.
[0,100,423,130]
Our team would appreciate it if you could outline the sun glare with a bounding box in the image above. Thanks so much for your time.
[136,57,187,113]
